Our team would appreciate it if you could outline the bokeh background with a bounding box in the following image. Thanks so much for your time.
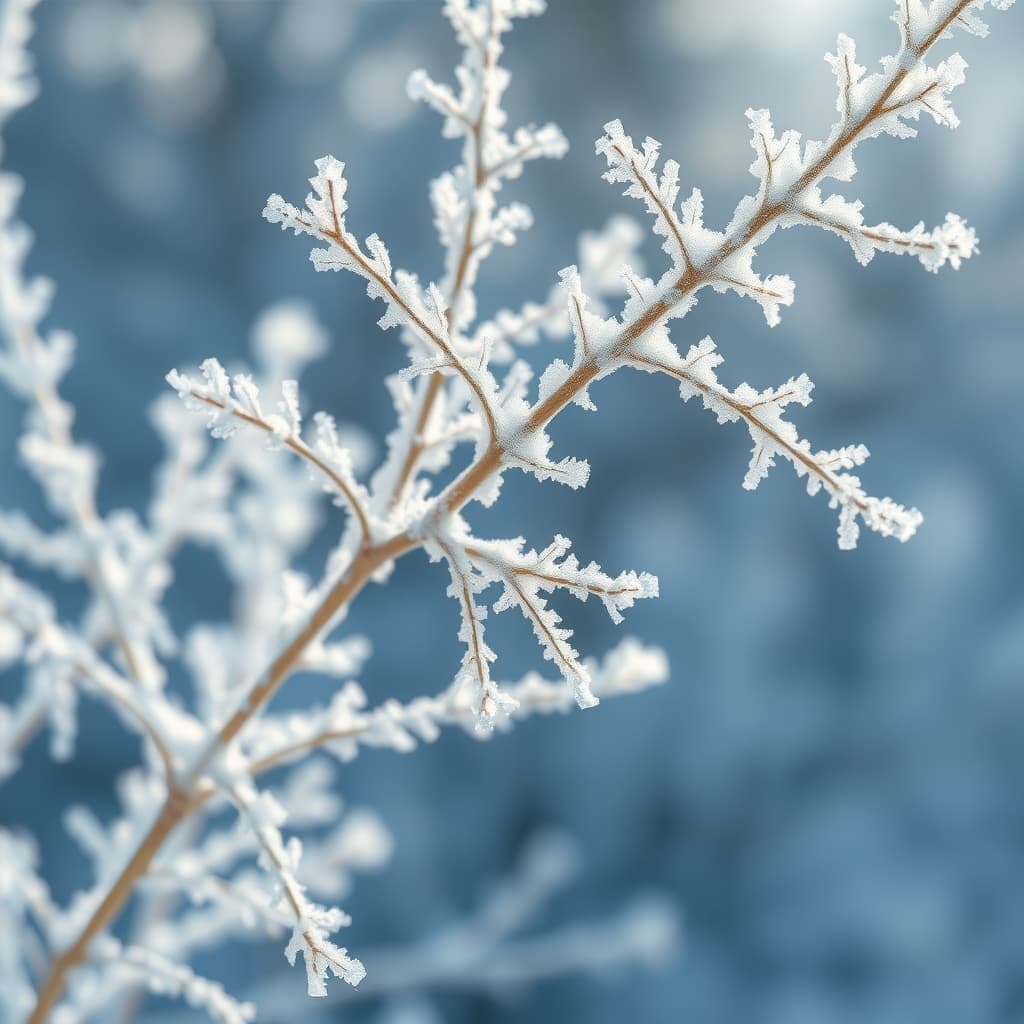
[2,1,1023,1021]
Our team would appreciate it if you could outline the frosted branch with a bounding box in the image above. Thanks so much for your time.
[0,0,169,704]
[628,338,922,548]
[433,0,1011,535]
[228,783,365,997]
[264,160,504,448]
[7,1,1015,1021]
[86,937,254,1024]
[0,566,191,783]
[244,638,669,775]
[430,535,515,729]
[232,831,679,1015]
[166,359,374,544]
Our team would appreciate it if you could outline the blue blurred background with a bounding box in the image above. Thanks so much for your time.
[2,1,1023,1021]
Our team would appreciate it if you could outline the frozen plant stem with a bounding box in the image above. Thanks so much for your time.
[6,0,1013,1019]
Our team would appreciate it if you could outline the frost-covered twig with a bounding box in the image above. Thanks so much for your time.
[166,359,373,545]
[0,0,236,776]
[5,1,1014,1021]
[417,0,1011,550]
[131,771,389,971]
[226,831,679,1016]
[455,531,658,711]
[226,783,365,997]
[0,566,188,782]
[0,0,163,709]
[0,829,53,1021]
[626,337,922,548]
[263,158,504,450]
[243,638,669,775]
[76,938,255,1024]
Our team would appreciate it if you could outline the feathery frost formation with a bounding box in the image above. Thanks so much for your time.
[0,0,1013,1019]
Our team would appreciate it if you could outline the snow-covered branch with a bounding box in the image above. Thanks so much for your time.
[229,830,679,1015]
[227,783,365,997]
[430,0,1012,550]
[83,938,255,1024]
[455,532,658,710]
[626,338,922,548]
[166,358,374,545]
[0,566,193,783]
[408,0,567,330]
[0,0,176,698]
[0,828,52,1021]
[3,0,1014,1021]
[242,638,668,775]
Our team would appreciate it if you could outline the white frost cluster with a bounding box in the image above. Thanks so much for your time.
[0,0,1013,1021]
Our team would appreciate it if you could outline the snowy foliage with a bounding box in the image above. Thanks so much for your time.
[0,0,1013,1020]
